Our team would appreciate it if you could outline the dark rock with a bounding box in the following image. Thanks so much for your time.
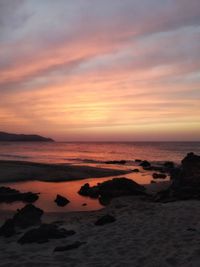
[78,183,99,198]
[0,219,16,237]
[79,178,147,202]
[187,228,196,232]
[78,183,90,196]
[99,196,111,206]
[0,187,39,203]
[140,161,151,168]
[152,173,167,179]
[164,161,175,170]
[55,194,70,207]
[82,203,87,206]
[95,214,116,226]
[87,186,99,199]
[155,153,200,202]
[181,152,200,182]
[143,166,164,172]
[13,204,43,229]
[151,180,156,184]
[18,223,75,244]
[98,178,146,198]
[135,159,142,162]
[171,152,200,189]
[132,169,139,172]
[54,241,86,252]
[0,204,44,238]
[104,160,126,165]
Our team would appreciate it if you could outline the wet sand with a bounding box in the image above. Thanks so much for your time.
[0,160,131,183]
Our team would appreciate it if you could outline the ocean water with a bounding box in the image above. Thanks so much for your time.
[0,141,199,164]
[0,142,199,213]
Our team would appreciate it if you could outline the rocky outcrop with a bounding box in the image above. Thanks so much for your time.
[132,169,139,172]
[104,160,126,165]
[95,215,116,226]
[78,183,99,199]
[54,241,86,252]
[152,173,167,179]
[0,204,44,237]
[0,219,16,238]
[13,204,43,229]
[18,224,75,244]
[98,178,146,198]
[54,194,70,207]
[163,161,175,170]
[78,177,147,204]
[140,160,151,168]
[0,187,39,203]
[155,153,200,202]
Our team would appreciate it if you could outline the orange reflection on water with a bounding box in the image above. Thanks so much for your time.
[0,169,163,213]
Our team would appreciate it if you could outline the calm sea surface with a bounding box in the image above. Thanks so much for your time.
[0,141,199,164]
[0,142,199,213]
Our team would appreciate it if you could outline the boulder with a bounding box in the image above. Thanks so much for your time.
[99,196,111,206]
[55,194,70,207]
[0,187,39,203]
[164,161,175,170]
[78,183,90,196]
[98,178,146,198]
[18,223,75,244]
[140,160,151,168]
[181,152,200,182]
[0,219,16,237]
[95,214,116,226]
[132,169,139,172]
[152,173,167,179]
[155,153,200,202]
[79,178,146,201]
[13,204,43,229]
[78,183,99,198]
[54,241,86,252]
[104,160,126,165]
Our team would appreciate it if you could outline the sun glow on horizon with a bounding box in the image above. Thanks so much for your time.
[0,0,200,141]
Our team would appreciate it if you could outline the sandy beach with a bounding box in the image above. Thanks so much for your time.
[0,196,200,267]
[0,152,200,267]
[0,160,131,183]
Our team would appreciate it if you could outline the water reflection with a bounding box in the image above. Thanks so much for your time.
[0,169,164,212]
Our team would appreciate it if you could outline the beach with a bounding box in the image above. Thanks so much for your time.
[0,160,131,183]
[1,196,200,267]
[0,144,200,266]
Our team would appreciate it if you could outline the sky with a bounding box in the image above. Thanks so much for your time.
[0,0,200,141]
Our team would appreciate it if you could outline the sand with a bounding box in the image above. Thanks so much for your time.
[0,160,131,183]
[0,195,200,267]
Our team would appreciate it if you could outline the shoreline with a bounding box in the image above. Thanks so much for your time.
[0,160,132,183]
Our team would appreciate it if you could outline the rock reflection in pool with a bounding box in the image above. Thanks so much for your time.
[0,171,155,212]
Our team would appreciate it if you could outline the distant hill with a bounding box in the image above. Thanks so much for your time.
[0,132,54,142]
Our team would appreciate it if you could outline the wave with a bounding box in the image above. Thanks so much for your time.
[64,158,102,164]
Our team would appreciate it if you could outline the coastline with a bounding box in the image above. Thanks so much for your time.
[0,160,132,183]
[0,152,200,266]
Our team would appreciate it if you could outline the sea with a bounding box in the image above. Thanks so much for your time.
[0,142,199,213]
[0,141,199,164]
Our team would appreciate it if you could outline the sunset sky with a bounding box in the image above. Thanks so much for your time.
[0,0,200,141]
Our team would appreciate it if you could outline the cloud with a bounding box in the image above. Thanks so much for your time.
[0,0,200,140]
